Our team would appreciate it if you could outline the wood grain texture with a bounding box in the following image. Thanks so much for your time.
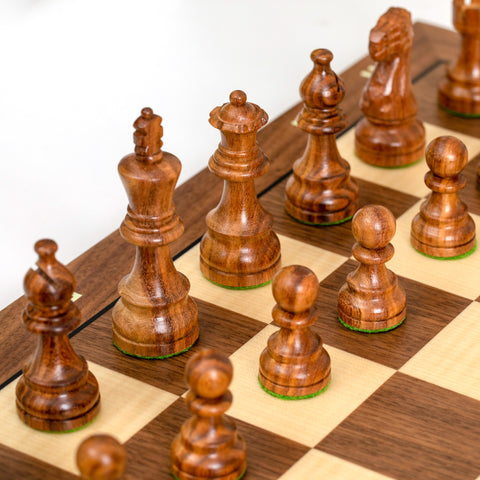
[259,265,331,397]
[438,0,480,116]
[171,349,246,480]
[112,107,199,358]
[285,49,358,224]
[200,90,281,288]
[77,434,127,480]
[411,135,476,257]
[338,205,407,332]
[355,7,426,166]
[16,239,100,432]
[0,22,459,388]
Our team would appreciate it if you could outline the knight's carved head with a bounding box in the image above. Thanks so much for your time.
[369,8,413,61]
[133,107,163,159]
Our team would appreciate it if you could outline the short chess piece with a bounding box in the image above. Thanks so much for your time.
[16,239,100,431]
[259,265,331,399]
[355,7,425,167]
[338,205,407,332]
[112,107,199,358]
[171,349,247,480]
[438,0,480,116]
[411,136,476,258]
[285,49,358,225]
[77,434,127,480]
[200,90,281,288]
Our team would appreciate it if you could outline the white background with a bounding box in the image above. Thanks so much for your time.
[0,0,451,309]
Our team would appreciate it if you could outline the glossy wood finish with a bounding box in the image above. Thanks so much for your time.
[355,7,426,166]
[77,434,127,480]
[285,49,358,225]
[16,239,100,432]
[200,90,281,288]
[171,349,246,480]
[338,205,407,332]
[411,135,476,257]
[112,108,199,358]
[438,0,480,116]
[2,23,480,480]
[259,265,331,398]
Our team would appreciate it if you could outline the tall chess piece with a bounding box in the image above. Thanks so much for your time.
[77,434,127,480]
[285,49,358,225]
[355,7,425,167]
[338,205,407,332]
[200,90,281,288]
[259,265,331,399]
[171,349,247,480]
[411,136,476,258]
[112,107,199,358]
[438,0,480,116]
[16,239,100,431]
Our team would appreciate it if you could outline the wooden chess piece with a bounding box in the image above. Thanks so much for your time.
[112,107,199,358]
[16,239,101,431]
[411,136,476,258]
[338,205,406,332]
[285,49,359,225]
[171,349,247,480]
[200,90,281,288]
[355,7,425,167]
[438,0,480,116]
[259,265,331,399]
[77,434,127,480]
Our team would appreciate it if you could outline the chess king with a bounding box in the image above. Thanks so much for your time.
[112,108,199,358]
[355,7,425,167]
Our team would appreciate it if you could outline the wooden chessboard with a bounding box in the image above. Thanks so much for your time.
[2,22,480,480]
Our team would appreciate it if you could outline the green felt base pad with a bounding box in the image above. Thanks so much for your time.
[258,375,331,400]
[414,241,477,261]
[338,315,405,333]
[205,276,272,290]
[113,341,193,360]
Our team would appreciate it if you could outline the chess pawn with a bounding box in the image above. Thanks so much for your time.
[355,7,426,167]
[171,349,247,480]
[77,434,127,480]
[200,90,281,288]
[285,49,359,225]
[259,265,331,399]
[16,239,101,431]
[438,0,480,116]
[338,205,407,332]
[112,108,199,358]
[411,136,476,258]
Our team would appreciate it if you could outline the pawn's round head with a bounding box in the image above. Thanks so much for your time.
[272,265,319,313]
[76,434,127,480]
[352,205,396,249]
[185,349,233,399]
[426,135,468,178]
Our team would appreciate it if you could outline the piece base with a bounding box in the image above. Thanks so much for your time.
[258,375,331,400]
[199,256,281,289]
[284,199,358,226]
[438,79,480,117]
[112,324,199,359]
[410,236,477,259]
[338,315,405,333]
[16,397,100,432]
[171,465,247,480]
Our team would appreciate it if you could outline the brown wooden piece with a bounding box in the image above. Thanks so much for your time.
[112,107,199,358]
[200,90,281,288]
[285,49,359,225]
[77,434,127,480]
[15,239,100,431]
[259,265,331,398]
[171,349,247,480]
[338,205,406,332]
[355,7,426,167]
[438,0,480,116]
[411,136,476,257]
